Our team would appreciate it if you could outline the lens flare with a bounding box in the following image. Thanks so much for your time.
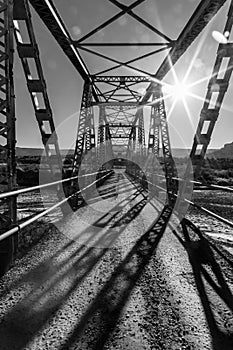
[163,80,190,102]
[172,81,190,101]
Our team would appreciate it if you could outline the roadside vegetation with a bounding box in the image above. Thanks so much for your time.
[1,155,233,187]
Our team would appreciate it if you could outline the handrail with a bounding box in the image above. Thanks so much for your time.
[144,171,233,193]
[2,169,232,243]
[0,170,107,200]
[135,174,233,229]
[1,167,231,201]
[0,172,110,242]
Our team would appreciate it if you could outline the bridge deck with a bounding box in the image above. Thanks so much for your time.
[0,172,232,349]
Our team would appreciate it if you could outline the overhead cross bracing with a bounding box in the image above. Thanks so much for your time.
[27,0,230,170]
[28,0,228,86]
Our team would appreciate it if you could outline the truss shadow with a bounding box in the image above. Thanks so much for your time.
[58,205,172,350]
[0,179,151,349]
[173,218,233,350]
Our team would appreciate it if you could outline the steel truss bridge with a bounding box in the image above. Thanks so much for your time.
[0,0,233,274]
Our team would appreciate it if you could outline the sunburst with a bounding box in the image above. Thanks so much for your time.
[154,27,231,127]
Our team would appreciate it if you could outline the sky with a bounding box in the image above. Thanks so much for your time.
[14,0,233,150]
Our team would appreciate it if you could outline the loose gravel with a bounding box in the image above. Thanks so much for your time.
[0,171,233,349]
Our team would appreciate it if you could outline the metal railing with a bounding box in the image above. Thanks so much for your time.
[0,170,111,242]
[145,171,233,193]
[129,173,233,230]
[0,170,106,200]
[1,167,232,244]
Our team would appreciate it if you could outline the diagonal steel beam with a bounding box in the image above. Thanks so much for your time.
[108,0,172,43]
[95,46,170,76]
[78,45,152,76]
[77,0,147,43]
[28,0,96,89]
[141,0,228,103]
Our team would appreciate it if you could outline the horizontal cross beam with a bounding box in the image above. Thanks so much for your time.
[108,124,133,127]
[92,102,138,107]
[92,76,153,83]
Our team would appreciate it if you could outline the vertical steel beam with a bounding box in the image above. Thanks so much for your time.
[71,81,96,207]
[0,0,16,275]
[190,0,233,177]
[146,96,161,197]
[132,124,137,161]
[72,81,93,176]
[97,111,113,170]
[85,108,95,152]
[126,125,135,160]
[153,88,178,204]
[13,0,63,179]
[137,107,145,161]
[148,94,160,157]
[105,122,113,161]
[97,105,106,168]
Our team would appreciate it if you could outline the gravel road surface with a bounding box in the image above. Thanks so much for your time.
[0,170,233,349]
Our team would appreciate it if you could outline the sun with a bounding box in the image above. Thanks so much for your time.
[165,80,190,102]
[173,81,190,101]
[160,77,193,121]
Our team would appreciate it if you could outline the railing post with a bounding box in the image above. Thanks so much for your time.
[0,0,16,275]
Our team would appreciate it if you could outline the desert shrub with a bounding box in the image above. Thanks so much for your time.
[205,158,233,170]
[17,169,39,186]
[215,177,232,186]
[214,169,230,179]
[17,156,40,164]
[197,168,215,183]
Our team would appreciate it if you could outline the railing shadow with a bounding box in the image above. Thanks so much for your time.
[173,218,233,350]
[0,183,145,296]
[58,205,172,350]
[0,178,150,349]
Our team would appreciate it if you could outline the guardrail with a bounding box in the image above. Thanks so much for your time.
[0,170,111,243]
[128,172,233,230]
[1,167,232,242]
[0,170,106,200]
[143,171,233,193]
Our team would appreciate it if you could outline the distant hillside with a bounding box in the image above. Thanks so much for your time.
[208,142,233,159]
[16,147,43,157]
[16,147,217,158]
[172,148,216,158]
[16,147,74,157]
[172,148,191,158]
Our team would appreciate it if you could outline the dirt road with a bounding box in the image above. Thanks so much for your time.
[0,170,232,349]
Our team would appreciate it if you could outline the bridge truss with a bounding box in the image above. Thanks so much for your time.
[0,0,233,272]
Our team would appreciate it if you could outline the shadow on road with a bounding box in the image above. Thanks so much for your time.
[0,175,163,350]
[173,218,233,350]
[58,205,172,350]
